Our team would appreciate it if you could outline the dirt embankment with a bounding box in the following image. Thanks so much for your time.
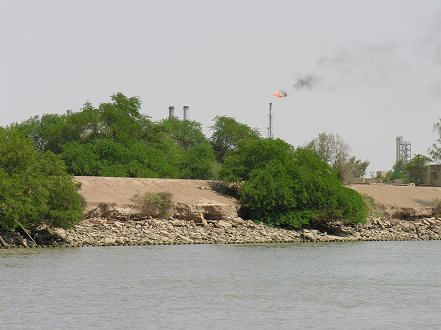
[76,176,239,220]
[2,179,441,248]
[351,184,441,218]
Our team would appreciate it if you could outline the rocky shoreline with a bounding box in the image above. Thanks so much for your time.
[1,215,441,248]
[3,179,441,248]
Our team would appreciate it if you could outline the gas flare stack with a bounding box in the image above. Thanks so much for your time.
[267,102,273,139]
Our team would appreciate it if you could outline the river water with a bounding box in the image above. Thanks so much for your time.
[1,241,441,329]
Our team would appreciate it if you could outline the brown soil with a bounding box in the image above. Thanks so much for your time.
[351,184,441,208]
[76,177,441,211]
[74,176,237,213]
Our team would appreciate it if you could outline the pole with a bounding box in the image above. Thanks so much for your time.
[268,102,273,139]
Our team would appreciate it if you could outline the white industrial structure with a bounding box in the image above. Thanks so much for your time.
[396,136,411,163]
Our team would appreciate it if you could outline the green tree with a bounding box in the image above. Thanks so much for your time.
[210,116,260,162]
[0,128,82,231]
[158,117,208,150]
[404,154,431,185]
[306,132,349,166]
[181,143,216,179]
[14,114,74,153]
[219,138,294,182]
[60,142,100,176]
[306,132,369,183]
[97,93,145,144]
[383,159,407,182]
[220,138,367,228]
[334,157,370,183]
[14,93,217,180]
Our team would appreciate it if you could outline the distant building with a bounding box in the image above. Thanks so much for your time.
[429,164,441,186]
[376,171,387,179]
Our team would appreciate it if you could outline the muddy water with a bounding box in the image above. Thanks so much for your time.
[1,241,441,329]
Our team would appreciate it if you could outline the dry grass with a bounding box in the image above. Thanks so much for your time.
[433,199,441,219]
[97,202,117,217]
[133,191,173,219]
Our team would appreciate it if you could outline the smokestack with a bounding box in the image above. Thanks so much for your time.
[168,106,175,119]
[183,106,189,121]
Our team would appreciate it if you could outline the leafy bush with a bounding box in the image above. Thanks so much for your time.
[210,116,261,162]
[219,138,294,182]
[221,139,368,228]
[14,93,218,180]
[134,192,173,219]
[305,132,369,183]
[0,128,83,231]
[404,154,431,185]
[363,195,385,218]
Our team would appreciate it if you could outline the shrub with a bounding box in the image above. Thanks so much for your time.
[14,93,217,180]
[0,128,83,231]
[403,154,431,185]
[363,195,385,218]
[97,202,117,218]
[134,192,173,219]
[221,139,368,228]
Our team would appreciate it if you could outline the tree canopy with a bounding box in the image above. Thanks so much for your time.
[305,132,369,183]
[9,92,369,230]
[14,93,215,180]
[382,156,431,185]
[404,154,431,185]
[210,116,260,163]
[220,138,367,228]
[0,128,83,231]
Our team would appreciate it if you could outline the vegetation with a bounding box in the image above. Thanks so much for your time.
[382,159,407,182]
[432,199,441,219]
[220,138,368,228]
[363,195,384,218]
[403,154,431,185]
[14,93,216,180]
[0,128,83,231]
[8,92,369,230]
[134,192,173,219]
[383,155,431,185]
[210,116,260,162]
[305,132,369,183]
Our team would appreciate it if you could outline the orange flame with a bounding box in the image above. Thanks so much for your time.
[273,90,287,98]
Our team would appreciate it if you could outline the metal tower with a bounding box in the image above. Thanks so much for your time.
[396,136,411,163]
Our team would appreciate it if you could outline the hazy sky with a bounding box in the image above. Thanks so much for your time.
[1,0,440,173]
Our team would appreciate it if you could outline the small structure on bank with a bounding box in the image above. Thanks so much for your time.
[429,164,441,186]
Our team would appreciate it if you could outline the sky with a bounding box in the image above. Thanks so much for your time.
[1,0,440,174]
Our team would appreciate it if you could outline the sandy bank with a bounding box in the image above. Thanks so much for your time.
[2,178,441,248]
[351,184,441,208]
[75,176,238,220]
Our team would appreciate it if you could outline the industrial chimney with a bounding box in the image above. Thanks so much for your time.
[168,106,175,119]
[66,109,73,116]
[183,106,189,121]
